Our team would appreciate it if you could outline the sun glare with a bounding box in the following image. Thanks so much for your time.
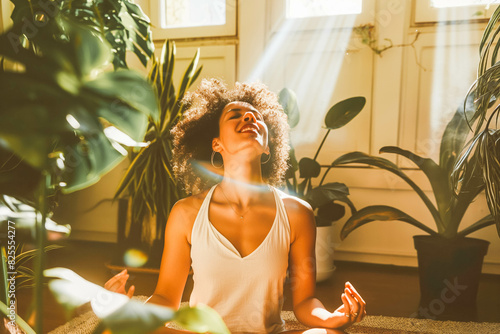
[247,10,356,148]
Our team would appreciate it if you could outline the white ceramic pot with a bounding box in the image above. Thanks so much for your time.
[315,225,336,282]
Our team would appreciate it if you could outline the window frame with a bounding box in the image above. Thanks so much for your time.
[413,0,498,25]
[268,0,373,33]
[149,0,237,39]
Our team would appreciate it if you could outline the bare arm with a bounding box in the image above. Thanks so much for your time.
[286,198,366,329]
[148,200,193,309]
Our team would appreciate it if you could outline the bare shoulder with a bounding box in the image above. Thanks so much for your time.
[279,190,314,217]
[167,188,211,243]
[277,190,315,243]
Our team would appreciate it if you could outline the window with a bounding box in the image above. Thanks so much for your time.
[431,0,495,8]
[286,0,362,19]
[414,0,499,24]
[150,0,236,39]
[162,0,225,28]
[269,0,372,32]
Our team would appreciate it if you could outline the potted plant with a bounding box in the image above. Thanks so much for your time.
[279,89,364,281]
[328,78,499,322]
[0,9,157,331]
[114,40,202,269]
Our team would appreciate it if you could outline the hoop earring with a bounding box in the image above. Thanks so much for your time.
[261,153,271,164]
[211,151,224,168]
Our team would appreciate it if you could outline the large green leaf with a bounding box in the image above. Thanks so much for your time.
[380,146,451,226]
[331,152,444,233]
[457,215,496,237]
[298,158,321,178]
[449,141,486,237]
[324,96,366,130]
[303,182,350,209]
[479,129,500,235]
[440,97,475,177]
[278,88,300,128]
[316,202,346,227]
[45,268,230,334]
[341,205,438,240]
[10,0,155,70]
[84,70,158,141]
[174,304,231,334]
[479,5,500,75]
[0,201,71,243]
[0,15,158,193]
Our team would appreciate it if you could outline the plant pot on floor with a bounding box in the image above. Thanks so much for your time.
[315,225,336,282]
[110,198,164,270]
[413,235,489,321]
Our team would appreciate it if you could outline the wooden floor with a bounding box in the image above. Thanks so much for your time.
[16,240,500,333]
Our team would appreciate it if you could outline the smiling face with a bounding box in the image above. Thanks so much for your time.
[213,101,270,157]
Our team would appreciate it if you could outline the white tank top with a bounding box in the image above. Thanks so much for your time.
[189,184,291,334]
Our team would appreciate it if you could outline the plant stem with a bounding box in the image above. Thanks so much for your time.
[313,130,330,161]
[34,172,49,333]
[319,166,332,186]
[0,247,8,305]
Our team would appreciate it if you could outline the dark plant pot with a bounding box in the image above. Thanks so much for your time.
[413,235,489,321]
[110,198,164,270]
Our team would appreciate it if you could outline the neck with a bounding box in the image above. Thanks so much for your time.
[219,157,269,206]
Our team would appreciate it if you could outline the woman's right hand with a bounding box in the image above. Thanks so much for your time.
[104,269,135,298]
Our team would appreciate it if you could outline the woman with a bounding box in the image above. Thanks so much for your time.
[110,79,366,333]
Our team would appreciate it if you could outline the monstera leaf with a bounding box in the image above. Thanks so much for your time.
[45,268,230,334]
[0,15,158,193]
[10,0,154,69]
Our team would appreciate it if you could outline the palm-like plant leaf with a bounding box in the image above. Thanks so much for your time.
[440,97,475,177]
[479,129,500,235]
[0,300,35,334]
[341,205,438,240]
[380,146,451,225]
[331,151,444,233]
[115,40,202,245]
[453,4,500,236]
[457,214,496,237]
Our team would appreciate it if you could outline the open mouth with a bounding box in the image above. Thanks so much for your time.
[239,124,260,134]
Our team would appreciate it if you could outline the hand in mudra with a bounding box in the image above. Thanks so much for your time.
[331,282,366,327]
[104,269,135,298]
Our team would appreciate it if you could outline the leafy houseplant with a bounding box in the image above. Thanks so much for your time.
[0,10,157,331]
[330,103,495,318]
[332,110,493,321]
[279,89,364,281]
[452,5,500,234]
[114,40,202,267]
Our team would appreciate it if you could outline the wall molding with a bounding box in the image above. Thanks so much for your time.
[334,249,500,275]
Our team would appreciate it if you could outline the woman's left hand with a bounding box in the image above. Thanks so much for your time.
[104,269,135,298]
[331,282,366,326]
